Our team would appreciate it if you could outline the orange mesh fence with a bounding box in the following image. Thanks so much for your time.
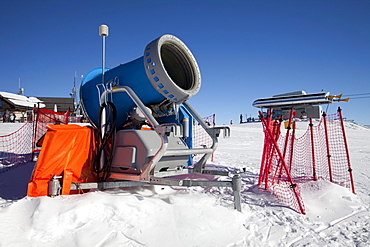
[258,108,354,214]
[192,114,215,162]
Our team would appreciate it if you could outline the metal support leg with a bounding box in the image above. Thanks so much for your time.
[63,173,243,212]
[232,174,242,212]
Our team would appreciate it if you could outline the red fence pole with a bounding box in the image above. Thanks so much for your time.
[259,112,306,214]
[264,139,274,189]
[288,121,296,172]
[337,107,356,194]
[309,118,317,181]
[259,112,275,189]
[276,109,294,181]
[259,111,272,188]
[283,109,294,157]
[283,109,294,160]
[322,112,333,182]
[271,120,282,185]
[264,109,275,188]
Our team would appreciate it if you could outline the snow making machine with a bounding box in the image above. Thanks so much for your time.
[27,34,242,211]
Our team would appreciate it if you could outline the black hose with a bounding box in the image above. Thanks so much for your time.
[94,101,117,181]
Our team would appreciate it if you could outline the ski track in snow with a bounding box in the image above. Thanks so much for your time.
[0,122,369,246]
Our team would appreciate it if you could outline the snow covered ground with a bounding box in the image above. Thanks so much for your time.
[0,121,369,246]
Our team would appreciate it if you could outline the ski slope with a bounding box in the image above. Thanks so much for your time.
[0,121,369,246]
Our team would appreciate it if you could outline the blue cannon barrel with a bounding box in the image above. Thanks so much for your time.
[80,34,201,129]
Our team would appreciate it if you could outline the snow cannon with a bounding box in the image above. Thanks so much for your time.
[80,34,201,130]
[28,34,242,212]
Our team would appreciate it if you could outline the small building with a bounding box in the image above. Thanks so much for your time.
[252,91,333,120]
[0,91,45,122]
[0,92,74,122]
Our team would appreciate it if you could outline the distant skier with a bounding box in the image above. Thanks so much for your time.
[240,114,243,124]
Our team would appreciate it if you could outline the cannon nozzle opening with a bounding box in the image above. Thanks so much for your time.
[145,35,201,103]
[161,43,194,91]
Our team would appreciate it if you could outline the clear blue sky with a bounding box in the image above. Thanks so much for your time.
[1,0,369,125]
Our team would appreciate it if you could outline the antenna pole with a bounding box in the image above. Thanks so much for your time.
[98,24,109,174]
[99,25,109,86]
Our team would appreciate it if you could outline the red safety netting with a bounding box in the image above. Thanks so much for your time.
[0,123,33,173]
[192,114,216,162]
[0,107,70,174]
[259,117,306,214]
[258,108,354,214]
[31,108,70,153]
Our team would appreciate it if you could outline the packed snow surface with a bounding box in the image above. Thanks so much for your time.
[0,121,369,246]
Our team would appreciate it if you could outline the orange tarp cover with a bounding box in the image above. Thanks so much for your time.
[27,124,98,197]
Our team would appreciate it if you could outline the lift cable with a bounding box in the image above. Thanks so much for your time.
[347,96,370,100]
[342,92,370,97]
